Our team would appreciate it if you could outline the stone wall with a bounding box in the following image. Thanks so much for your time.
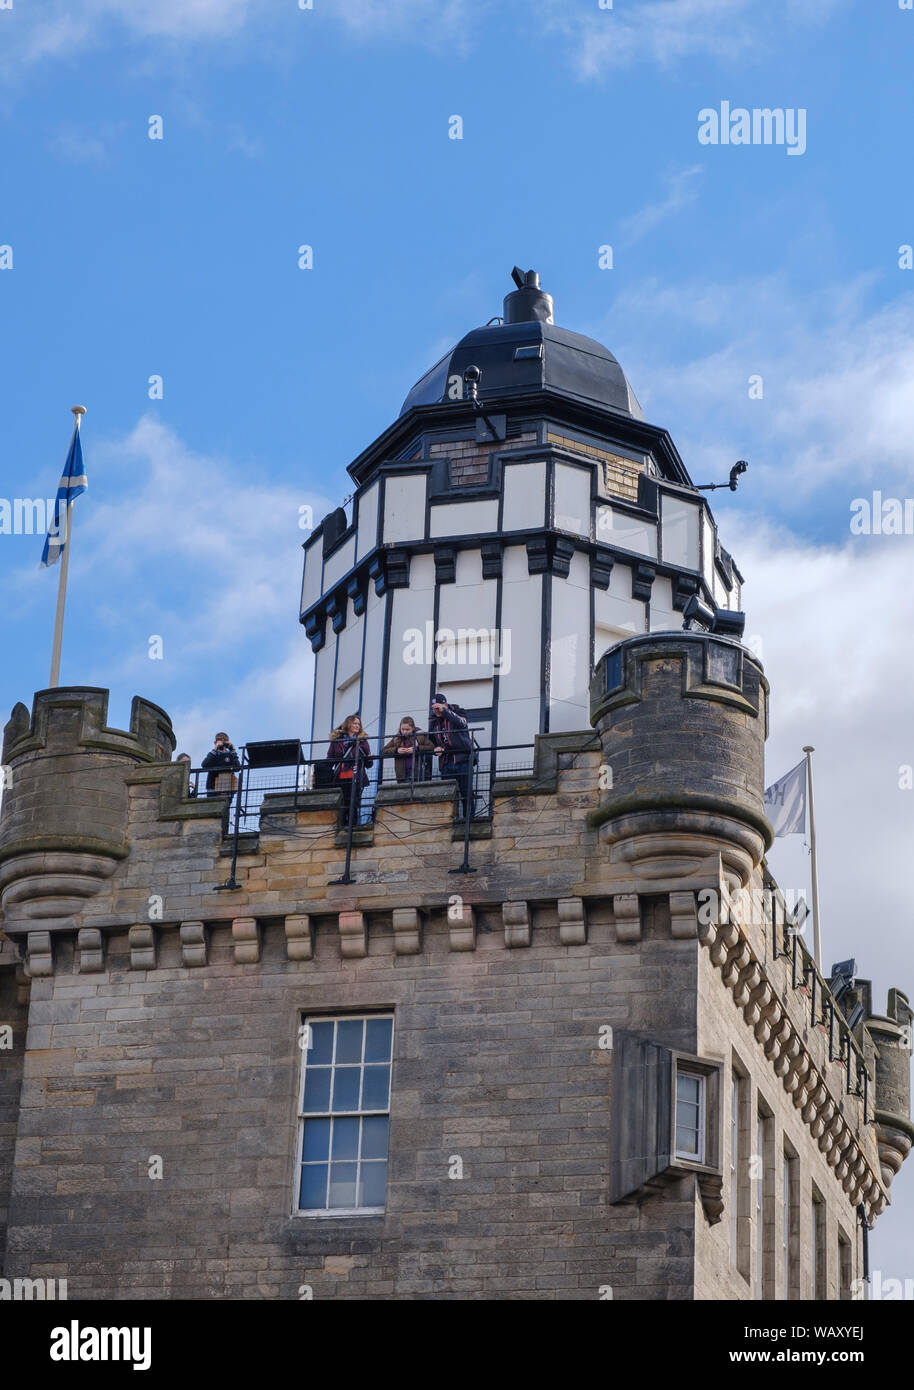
[0,644,907,1301]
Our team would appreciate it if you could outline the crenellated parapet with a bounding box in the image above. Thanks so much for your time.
[0,687,175,953]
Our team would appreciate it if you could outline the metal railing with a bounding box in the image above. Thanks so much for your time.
[184,732,536,888]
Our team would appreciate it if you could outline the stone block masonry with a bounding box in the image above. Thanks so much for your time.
[0,635,909,1300]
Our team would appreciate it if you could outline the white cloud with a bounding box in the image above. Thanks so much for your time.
[1,0,477,79]
[731,521,914,1271]
[537,0,848,78]
[47,120,126,164]
[599,273,914,510]
[334,0,475,48]
[618,165,703,247]
[4,415,336,757]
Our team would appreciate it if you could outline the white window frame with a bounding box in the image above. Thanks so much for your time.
[294,1011,394,1219]
[674,1069,707,1162]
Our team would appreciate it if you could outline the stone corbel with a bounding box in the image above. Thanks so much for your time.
[669,891,698,939]
[128,923,156,970]
[285,914,314,961]
[613,894,641,942]
[77,927,105,973]
[503,901,531,949]
[721,940,751,991]
[557,897,586,946]
[448,902,476,952]
[180,920,207,968]
[774,1034,801,1078]
[733,960,761,1009]
[338,910,367,959]
[392,907,422,955]
[765,1014,792,1061]
[709,921,739,968]
[25,931,53,978]
[744,979,771,1030]
[801,1080,828,1126]
[232,917,261,964]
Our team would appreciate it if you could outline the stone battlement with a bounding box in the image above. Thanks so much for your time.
[0,635,910,1300]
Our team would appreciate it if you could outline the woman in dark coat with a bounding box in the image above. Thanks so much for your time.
[327,713,373,827]
[381,716,434,785]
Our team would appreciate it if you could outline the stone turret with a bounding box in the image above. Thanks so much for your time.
[589,631,770,889]
[864,988,914,1188]
[0,688,174,970]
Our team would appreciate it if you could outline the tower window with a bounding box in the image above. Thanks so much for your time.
[783,1144,799,1299]
[756,1104,774,1297]
[296,1013,394,1216]
[730,1063,751,1280]
[812,1186,827,1299]
[674,1070,706,1161]
[513,344,543,360]
[838,1228,852,1301]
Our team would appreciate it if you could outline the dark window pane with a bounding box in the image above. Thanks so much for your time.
[302,1067,331,1112]
[329,1161,358,1209]
[332,1066,361,1112]
[361,1064,390,1111]
[306,1020,333,1066]
[361,1115,389,1161]
[332,1116,360,1160]
[359,1161,387,1209]
[365,1017,393,1063]
[299,1164,328,1210]
[302,1117,331,1162]
[335,1019,364,1064]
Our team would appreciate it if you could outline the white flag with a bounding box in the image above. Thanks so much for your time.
[764,759,807,837]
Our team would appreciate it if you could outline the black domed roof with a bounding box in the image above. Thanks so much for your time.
[399,269,643,420]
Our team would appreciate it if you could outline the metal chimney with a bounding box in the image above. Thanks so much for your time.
[503,267,554,325]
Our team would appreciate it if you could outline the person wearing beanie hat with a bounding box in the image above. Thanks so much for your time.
[429,694,476,821]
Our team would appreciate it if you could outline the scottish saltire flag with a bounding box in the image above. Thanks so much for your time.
[40,427,87,567]
[764,759,807,837]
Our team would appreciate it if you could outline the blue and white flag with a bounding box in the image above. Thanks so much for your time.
[41,426,87,567]
[764,759,807,837]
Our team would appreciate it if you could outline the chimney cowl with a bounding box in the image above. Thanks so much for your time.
[503,267,554,325]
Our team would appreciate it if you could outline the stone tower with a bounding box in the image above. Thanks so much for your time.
[0,270,910,1301]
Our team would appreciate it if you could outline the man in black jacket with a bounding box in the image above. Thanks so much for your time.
[201,732,240,796]
[429,693,476,821]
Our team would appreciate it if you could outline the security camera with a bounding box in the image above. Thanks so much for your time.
[463,365,481,383]
[729,460,749,491]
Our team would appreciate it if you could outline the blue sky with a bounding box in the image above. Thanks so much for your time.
[2,0,913,1276]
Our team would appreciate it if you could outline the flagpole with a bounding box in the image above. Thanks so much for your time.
[48,406,86,689]
[802,744,822,969]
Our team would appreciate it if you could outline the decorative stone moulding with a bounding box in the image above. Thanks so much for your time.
[128,924,156,971]
[503,901,531,949]
[0,850,122,936]
[698,902,888,1222]
[180,921,207,968]
[232,917,261,964]
[338,910,367,959]
[448,902,476,952]
[557,897,586,945]
[392,907,422,955]
[284,915,314,960]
